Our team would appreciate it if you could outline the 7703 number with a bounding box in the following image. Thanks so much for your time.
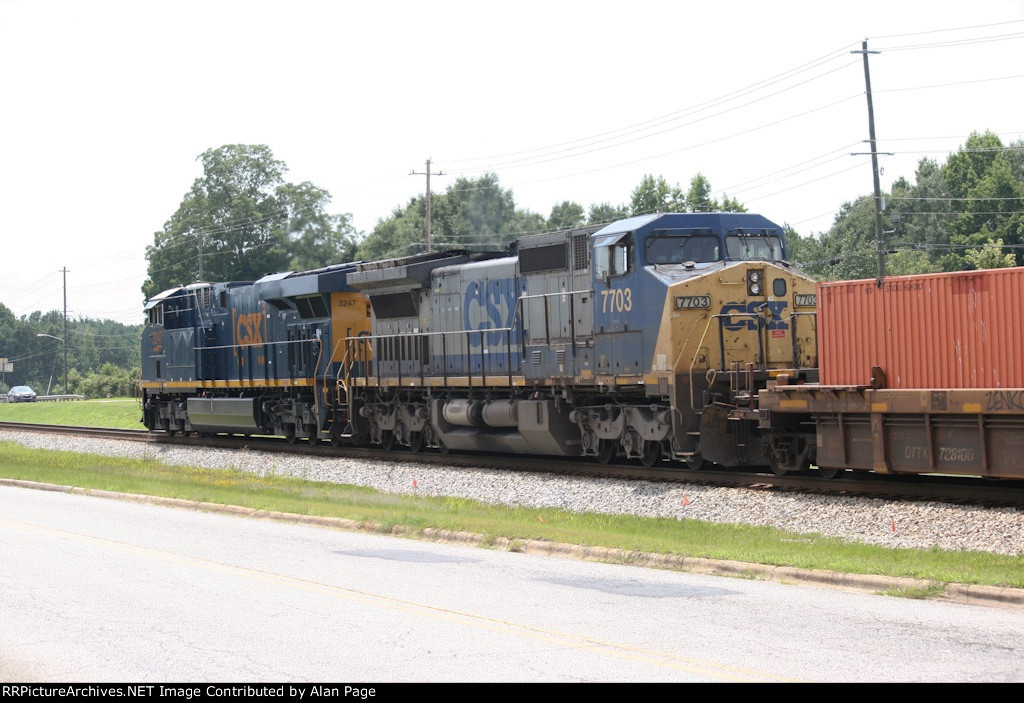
[601,288,633,313]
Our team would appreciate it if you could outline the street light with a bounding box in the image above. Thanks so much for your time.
[36,333,66,395]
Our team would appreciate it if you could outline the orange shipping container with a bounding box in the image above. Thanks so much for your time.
[818,267,1024,388]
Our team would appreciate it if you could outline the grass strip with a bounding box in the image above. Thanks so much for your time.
[1,440,1022,589]
[0,398,142,429]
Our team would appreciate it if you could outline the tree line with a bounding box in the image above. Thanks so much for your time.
[0,303,141,396]
[7,133,1017,392]
[144,134,1024,296]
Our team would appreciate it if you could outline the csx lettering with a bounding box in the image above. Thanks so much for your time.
[720,301,789,331]
[464,279,521,347]
[985,390,1024,412]
[235,312,264,346]
[601,288,632,314]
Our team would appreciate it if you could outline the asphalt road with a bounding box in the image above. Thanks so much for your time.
[2,486,1023,682]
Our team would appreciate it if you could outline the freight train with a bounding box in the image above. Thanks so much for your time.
[139,212,1024,480]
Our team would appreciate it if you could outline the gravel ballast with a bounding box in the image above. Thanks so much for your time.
[3,430,1023,556]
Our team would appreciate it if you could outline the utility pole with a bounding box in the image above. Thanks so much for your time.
[852,39,887,286]
[197,231,204,281]
[411,158,444,254]
[61,266,68,394]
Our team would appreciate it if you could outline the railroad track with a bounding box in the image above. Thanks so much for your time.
[2,421,1023,507]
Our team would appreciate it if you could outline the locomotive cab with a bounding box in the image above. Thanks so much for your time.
[570,213,819,468]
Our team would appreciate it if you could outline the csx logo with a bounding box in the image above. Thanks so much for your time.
[463,279,522,347]
[720,301,789,331]
[235,312,264,346]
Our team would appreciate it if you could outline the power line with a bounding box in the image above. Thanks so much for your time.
[871,19,1024,41]
[879,31,1024,52]
[441,45,860,169]
[444,60,864,177]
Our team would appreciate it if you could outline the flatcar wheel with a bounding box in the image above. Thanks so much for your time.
[166,429,177,437]
[817,466,845,480]
[597,439,616,465]
[685,453,707,470]
[380,429,396,451]
[640,441,661,468]
[408,431,424,453]
[438,439,451,455]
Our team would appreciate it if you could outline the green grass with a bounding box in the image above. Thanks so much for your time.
[0,398,143,429]
[1,440,1022,590]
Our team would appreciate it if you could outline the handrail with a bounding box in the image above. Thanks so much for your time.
[341,287,597,390]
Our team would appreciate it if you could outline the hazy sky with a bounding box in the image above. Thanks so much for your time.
[2,0,1022,325]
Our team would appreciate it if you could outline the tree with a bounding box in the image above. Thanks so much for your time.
[357,173,544,259]
[587,202,630,225]
[684,173,715,212]
[965,238,1016,269]
[630,174,676,215]
[143,145,360,297]
[630,173,745,216]
[279,182,360,271]
[547,201,585,230]
[940,131,1024,269]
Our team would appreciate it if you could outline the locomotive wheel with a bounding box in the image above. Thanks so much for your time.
[438,439,451,455]
[408,431,424,453]
[597,439,616,465]
[330,433,343,448]
[769,455,788,476]
[640,441,661,468]
[769,453,809,476]
[380,429,396,451]
[285,432,298,445]
[308,433,320,446]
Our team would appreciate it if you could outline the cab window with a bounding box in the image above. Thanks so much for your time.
[595,238,633,279]
[725,234,784,262]
[646,235,720,264]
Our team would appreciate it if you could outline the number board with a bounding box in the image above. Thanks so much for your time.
[674,295,711,310]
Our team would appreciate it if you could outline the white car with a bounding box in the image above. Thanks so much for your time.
[8,385,37,402]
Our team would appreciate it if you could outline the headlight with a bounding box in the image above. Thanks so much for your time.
[747,269,765,296]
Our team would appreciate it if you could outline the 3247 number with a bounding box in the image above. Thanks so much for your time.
[601,288,633,313]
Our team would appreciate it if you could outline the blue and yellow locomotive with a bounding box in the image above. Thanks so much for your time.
[141,212,819,469]
[140,263,371,443]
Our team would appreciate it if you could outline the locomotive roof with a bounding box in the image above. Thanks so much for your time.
[592,212,785,240]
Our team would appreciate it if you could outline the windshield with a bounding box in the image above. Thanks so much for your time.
[725,234,785,262]
[646,235,721,264]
